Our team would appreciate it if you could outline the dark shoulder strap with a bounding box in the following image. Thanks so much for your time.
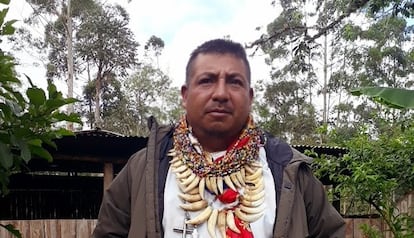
[157,127,174,236]
[146,116,174,238]
[263,133,293,206]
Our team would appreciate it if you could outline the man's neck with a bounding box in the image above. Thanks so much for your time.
[193,131,239,152]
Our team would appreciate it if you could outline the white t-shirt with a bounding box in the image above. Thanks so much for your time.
[162,147,276,238]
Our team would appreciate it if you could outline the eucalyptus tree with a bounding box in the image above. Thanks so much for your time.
[329,14,414,136]
[115,36,182,136]
[142,36,183,126]
[17,0,98,77]
[123,64,171,136]
[254,79,318,144]
[144,35,165,67]
[253,0,414,143]
[252,0,414,61]
[11,0,98,130]
[159,87,184,125]
[75,3,139,128]
[80,79,95,129]
[78,35,179,136]
[0,6,80,237]
[100,76,135,134]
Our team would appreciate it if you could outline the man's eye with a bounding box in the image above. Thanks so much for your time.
[229,78,243,86]
[199,77,213,84]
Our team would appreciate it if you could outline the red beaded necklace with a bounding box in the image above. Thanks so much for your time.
[172,115,264,177]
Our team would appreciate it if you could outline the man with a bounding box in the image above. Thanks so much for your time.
[92,39,345,238]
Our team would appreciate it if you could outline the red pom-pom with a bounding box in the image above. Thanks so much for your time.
[217,189,239,204]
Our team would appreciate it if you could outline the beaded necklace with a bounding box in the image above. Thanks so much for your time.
[169,115,266,238]
[172,115,264,177]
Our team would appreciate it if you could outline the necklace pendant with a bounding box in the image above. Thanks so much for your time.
[173,216,194,237]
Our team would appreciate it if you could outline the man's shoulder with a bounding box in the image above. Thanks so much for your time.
[127,124,174,163]
[263,133,293,167]
[263,133,312,166]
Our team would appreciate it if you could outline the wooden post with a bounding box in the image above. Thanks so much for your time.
[103,163,114,191]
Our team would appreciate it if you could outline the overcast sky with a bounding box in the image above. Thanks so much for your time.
[115,0,279,87]
[4,0,280,95]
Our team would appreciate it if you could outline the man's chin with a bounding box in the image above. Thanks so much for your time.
[204,126,233,137]
[206,129,228,137]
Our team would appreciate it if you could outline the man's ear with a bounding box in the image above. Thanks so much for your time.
[181,85,188,108]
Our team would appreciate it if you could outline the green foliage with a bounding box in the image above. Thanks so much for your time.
[254,79,318,144]
[75,2,139,126]
[123,64,177,136]
[359,224,382,238]
[351,87,414,109]
[0,74,81,187]
[75,3,139,78]
[253,0,414,151]
[0,2,80,237]
[315,124,414,237]
[0,69,81,195]
[0,1,81,196]
[145,35,165,58]
[0,224,21,238]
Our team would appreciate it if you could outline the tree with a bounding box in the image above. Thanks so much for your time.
[76,3,139,128]
[252,0,414,145]
[144,35,165,67]
[157,87,184,125]
[100,75,135,134]
[77,34,182,136]
[314,118,414,237]
[123,64,171,136]
[16,0,98,78]
[251,0,414,58]
[254,79,318,144]
[0,3,81,236]
[337,15,413,136]
[11,0,98,130]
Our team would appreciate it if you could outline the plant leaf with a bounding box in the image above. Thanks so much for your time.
[0,0,11,5]
[26,88,46,107]
[30,146,53,162]
[350,87,414,109]
[0,142,13,169]
[0,224,22,238]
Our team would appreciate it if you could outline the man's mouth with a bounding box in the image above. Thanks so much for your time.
[206,108,232,117]
[207,107,231,113]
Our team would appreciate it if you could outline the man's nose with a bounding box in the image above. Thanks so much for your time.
[212,78,229,102]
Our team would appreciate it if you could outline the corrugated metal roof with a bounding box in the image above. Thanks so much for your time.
[74,129,126,137]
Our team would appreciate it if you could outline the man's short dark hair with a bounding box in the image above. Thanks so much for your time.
[185,39,251,85]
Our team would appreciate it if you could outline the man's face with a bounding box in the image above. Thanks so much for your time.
[181,53,253,141]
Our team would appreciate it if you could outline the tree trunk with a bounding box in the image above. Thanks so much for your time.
[94,76,102,128]
[322,30,328,126]
[66,0,74,131]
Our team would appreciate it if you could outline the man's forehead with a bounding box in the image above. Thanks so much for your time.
[192,53,247,69]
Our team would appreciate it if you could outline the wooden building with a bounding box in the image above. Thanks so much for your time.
[0,129,147,220]
[0,129,346,220]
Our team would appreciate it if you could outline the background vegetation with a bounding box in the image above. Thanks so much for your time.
[1,0,414,237]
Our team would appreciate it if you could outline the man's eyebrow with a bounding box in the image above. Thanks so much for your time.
[197,72,217,78]
[227,72,244,77]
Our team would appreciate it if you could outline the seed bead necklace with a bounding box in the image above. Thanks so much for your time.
[172,115,264,177]
[169,115,266,238]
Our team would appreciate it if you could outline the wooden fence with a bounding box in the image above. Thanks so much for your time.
[0,218,388,238]
[0,192,412,238]
[0,219,97,238]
